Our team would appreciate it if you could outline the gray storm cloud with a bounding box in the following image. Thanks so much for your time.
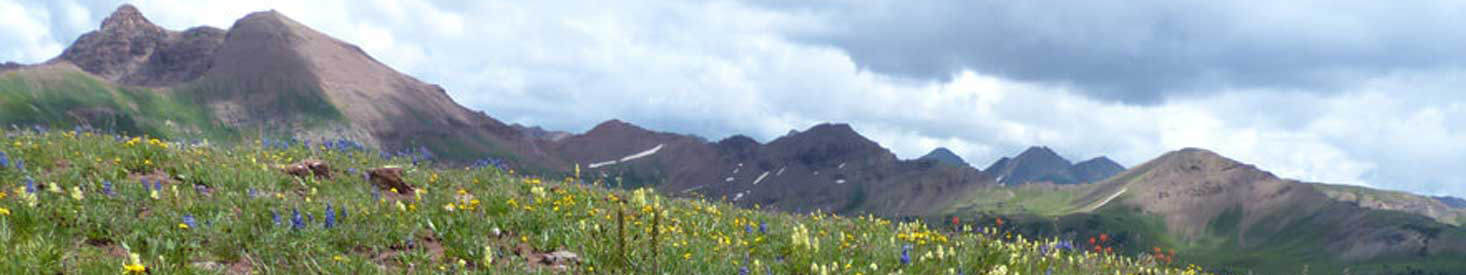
[767,0,1466,104]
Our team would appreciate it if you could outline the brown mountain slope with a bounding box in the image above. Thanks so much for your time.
[556,120,995,216]
[1076,148,1466,264]
[24,4,561,169]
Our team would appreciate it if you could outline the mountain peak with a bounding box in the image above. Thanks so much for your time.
[1016,146,1070,165]
[920,147,970,167]
[100,4,159,32]
[1073,156,1125,183]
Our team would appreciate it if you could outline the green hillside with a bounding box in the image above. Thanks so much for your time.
[0,128,1214,274]
[0,67,237,141]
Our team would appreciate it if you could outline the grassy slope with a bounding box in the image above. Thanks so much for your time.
[0,68,238,141]
[0,129,1215,274]
[940,178,1466,275]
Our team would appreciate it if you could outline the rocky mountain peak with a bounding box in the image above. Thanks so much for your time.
[100,4,160,32]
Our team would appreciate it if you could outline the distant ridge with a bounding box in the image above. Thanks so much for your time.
[984,146,1122,185]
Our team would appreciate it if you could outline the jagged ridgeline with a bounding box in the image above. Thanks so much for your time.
[0,5,562,170]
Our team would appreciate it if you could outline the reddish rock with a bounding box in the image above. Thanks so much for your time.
[369,167,413,194]
[283,160,332,180]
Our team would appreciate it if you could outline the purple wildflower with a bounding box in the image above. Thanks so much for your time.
[102,180,114,196]
[900,244,911,265]
[24,177,37,193]
[273,210,282,226]
[739,267,749,275]
[759,222,768,234]
[182,214,197,229]
[745,225,753,234]
[291,209,304,230]
[324,204,336,229]
[0,151,9,168]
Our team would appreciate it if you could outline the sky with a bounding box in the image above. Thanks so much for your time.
[3,0,1464,197]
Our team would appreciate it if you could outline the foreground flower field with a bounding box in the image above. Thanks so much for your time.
[0,127,1215,274]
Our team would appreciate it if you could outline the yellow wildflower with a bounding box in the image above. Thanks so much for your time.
[0,207,10,216]
[70,186,84,201]
[178,223,190,230]
[482,245,494,266]
[123,253,146,274]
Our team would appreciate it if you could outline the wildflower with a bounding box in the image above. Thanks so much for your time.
[900,244,911,265]
[24,177,36,194]
[0,151,8,168]
[739,266,750,275]
[123,253,147,274]
[248,188,258,198]
[273,210,282,226]
[13,159,22,171]
[0,207,10,216]
[759,221,768,234]
[180,214,196,229]
[70,186,84,200]
[103,181,114,196]
[325,204,336,229]
[333,255,346,262]
[482,245,494,266]
[291,209,305,230]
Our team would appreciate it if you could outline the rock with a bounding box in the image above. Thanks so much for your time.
[368,167,413,194]
[282,160,332,180]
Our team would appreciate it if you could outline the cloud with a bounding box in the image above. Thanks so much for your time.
[5,0,1466,198]
[760,0,1466,105]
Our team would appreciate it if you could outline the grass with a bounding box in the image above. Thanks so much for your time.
[0,69,239,142]
[0,128,1216,274]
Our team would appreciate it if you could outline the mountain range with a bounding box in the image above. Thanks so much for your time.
[4,5,1466,274]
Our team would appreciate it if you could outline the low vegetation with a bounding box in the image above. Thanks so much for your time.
[0,127,1213,274]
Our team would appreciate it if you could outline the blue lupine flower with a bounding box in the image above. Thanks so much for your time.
[900,244,912,265]
[103,181,114,196]
[273,210,282,226]
[1045,269,1053,275]
[291,209,305,230]
[739,267,749,275]
[25,177,37,193]
[140,178,149,189]
[14,158,23,171]
[248,188,258,198]
[0,151,9,168]
[759,222,768,234]
[745,225,753,234]
[182,214,197,229]
[153,181,163,192]
[324,204,336,229]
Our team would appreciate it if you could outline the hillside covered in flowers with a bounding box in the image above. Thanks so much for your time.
[0,127,1212,274]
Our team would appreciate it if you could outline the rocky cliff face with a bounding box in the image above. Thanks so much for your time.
[56,4,224,86]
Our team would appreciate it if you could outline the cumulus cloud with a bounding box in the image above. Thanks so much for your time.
[3,0,1465,197]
